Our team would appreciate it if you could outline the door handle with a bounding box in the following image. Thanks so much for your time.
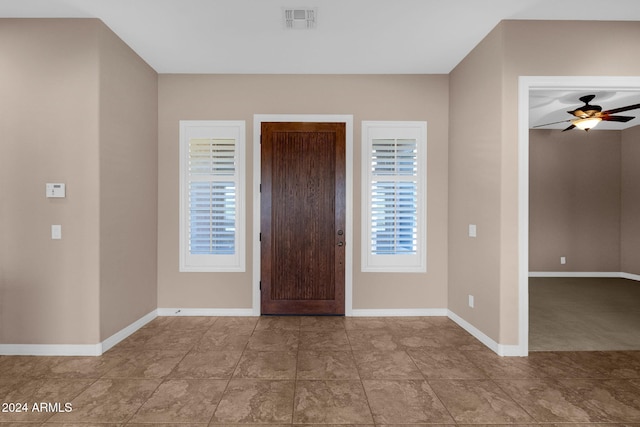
[337,241,344,247]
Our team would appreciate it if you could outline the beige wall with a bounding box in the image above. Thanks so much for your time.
[158,74,449,310]
[0,19,158,346]
[502,21,640,344]
[621,125,640,275]
[97,23,158,340]
[448,25,504,340]
[529,129,621,272]
[3,17,639,350]
[0,19,101,344]
[450,20,640,345]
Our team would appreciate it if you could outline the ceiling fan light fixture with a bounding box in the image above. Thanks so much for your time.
[573,117,602,131]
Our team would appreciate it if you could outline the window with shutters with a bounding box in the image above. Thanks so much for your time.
[179,120,245,272]
[362,121,426,272]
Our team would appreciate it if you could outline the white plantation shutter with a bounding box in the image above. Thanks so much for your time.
[371,139,418,255]
[362,122,426,272]
[180,122,245,272]
[188,139,236,255]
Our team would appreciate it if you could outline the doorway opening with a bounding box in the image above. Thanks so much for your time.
[518,76,640,355]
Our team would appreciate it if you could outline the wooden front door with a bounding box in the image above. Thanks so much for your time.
[261,122,346,315]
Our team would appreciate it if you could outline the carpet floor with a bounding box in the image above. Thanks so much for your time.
[530,277,640,351]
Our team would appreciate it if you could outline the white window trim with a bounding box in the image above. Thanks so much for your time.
[361,121,427,273]
[179,120,246,272]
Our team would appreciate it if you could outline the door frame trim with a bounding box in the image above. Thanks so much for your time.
[518,75,640,356]
[252,114,354,316]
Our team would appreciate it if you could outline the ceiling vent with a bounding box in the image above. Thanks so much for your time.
[283,7,317,29]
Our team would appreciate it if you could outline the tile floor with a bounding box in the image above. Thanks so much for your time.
[1,315,640,425]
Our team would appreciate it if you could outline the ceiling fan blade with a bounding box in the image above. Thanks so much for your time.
[532,119,572,128]
[561,124,576,132]
[602,103,640,115]
[601,115,635,122]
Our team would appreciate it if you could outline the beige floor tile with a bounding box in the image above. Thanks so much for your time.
[211,379,295,424]
[0,356,59,379]
[416,329,485,351]
[525,351,598,378]
[103,349,187,379]
[0,379,92,423]
[385,316,459,331]
[563,351,640,378]
[110,327,157,349]
[7,423,52,427]
[46,379,160,423]
[495,378,607,423]
[169,350,242,379]
[233,351,297,379]
[207,317,258,334]
[143,328,204,351]
[297,351,360,380]
[362,379,454,424]
[2,316,638,426]
[129,379,227,423]
[343,317,388,330]
[558,379,640,423]
[43,355,124,379]
[0,377,27,399]
[42,423,123,427]
[255,316,301,331]
[353,351,423,379]
[299,330,351,351]
[293,380,374,424]
[346,329,403,352]
[429,379,534,424]
[195,330,251,352]
[462,348,542,379]
[407,349,487,379]
[161,316,218,331]
[246,330,299,352]
[299,316,346,331]
[126,424,205,427]
[139,316,174,329]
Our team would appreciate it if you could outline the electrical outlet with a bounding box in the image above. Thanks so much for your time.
[468,295,474,308]
[560,256,566,265]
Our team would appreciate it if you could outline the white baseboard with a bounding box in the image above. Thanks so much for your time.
[157,308,256,316]
[351,308,448,317]
[0,309,158,357]
[101,309,157,353]
[447,310,525,357]
[0,343,103,356]
[529,271,640,281]
[620,272,640,281]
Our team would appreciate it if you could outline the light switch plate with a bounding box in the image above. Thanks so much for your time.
[51,225,62,240]
[468,224,477,237]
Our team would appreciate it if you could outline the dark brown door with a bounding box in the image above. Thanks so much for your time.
[261,122,345,315]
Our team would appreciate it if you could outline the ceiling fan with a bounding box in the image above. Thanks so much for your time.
[533,94,640,132]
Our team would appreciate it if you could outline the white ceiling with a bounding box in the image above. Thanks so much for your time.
[3,0,640,130]
[2,0,640,75]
